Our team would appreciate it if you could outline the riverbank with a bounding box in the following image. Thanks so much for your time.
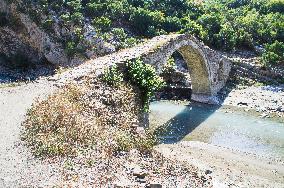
[156,141,284,188]
[149,100,284,187]
[219,51,284,118]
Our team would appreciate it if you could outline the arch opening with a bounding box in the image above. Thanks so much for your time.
[156,43,213,102]
[159,51,192,100]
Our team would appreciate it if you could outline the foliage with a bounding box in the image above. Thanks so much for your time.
[262,41,284,65]
[64,41,78,57]
[22,80,157,158]
[129,8,166,37]
[126,59,165,111]
[92,16,112,32]
[115,130,157,153]
[99,28,139,50]
[22,85,87,157]
[102,65,123,86]
[16,0,284,65]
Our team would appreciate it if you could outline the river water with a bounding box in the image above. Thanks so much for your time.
[149,100,284,160]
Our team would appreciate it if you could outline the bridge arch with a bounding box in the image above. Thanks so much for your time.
[141,34,231,104]
[163,42,212,95]
[59,34,231,104]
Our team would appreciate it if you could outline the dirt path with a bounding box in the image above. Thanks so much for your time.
[0,79,60,187]
[155,141,284,188]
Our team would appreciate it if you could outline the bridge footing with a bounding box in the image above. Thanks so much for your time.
[191,94,220,105]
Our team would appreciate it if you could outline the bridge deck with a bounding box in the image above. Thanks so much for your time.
[54,34,183,84]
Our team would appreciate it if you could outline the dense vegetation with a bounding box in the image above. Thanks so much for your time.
[20,0,283,65]
[103,59,165,111]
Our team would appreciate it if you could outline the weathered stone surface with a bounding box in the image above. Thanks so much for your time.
[57,34,232,104]
[0,0,69,66]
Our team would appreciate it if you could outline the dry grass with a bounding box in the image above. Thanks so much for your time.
[22,79,156,158]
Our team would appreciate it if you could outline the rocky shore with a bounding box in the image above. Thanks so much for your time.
[219,51,284,118]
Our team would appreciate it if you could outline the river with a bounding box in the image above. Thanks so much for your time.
[150,100,284,161]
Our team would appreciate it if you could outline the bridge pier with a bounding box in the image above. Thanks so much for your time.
[191,93,220,105]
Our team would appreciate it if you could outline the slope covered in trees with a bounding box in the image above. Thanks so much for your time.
[3,0,284,65]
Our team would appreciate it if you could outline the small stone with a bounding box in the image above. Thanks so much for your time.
[150,183,162,188]
[276,107,284,112]
[260,113,269,118]
[237,102,248,106]
[114,184,124,188]
[205,169,213,175]
[135,127,146,135]
[138,178,147,183]
[133,167,148,178]
[131,124,139,128]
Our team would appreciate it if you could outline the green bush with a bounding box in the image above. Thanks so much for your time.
[102,65,123,86]
[70,12,84,25]
[180,18,202,36]
[126,58,165,111]
[42,19,53,32]
[129,8,165,37]
[18,0,284,61]
[163,16,182,33]
[92,16,112,31]
[262,41,284,65]
[110,28,139,50]
[267,0,284,13]
[216,22,237,50]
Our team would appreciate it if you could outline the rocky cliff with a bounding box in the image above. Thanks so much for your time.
[0,0,115,67]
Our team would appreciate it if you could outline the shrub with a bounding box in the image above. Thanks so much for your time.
[126,58,165,111]
[64,39,85,57]
[267,0,284,13]
[216,22,237,50]
[22,85,90,157]
[102,65,123,86]
[70,12,84,25]
[129,8,165,37]
[110,28,139,49]
[197,13,222,44]
[262,41,284,65]
[115,130,157,153]
[42,19,53,32]
[163,16,182,32]
[180,18,203,36]
[86,2,104,17]
[92,16,112,31]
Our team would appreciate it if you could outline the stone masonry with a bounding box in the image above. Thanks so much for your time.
[56,34,232,104]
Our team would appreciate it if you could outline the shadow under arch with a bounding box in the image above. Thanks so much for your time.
[152,101,221,144]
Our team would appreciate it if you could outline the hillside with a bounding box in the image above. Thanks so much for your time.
[0,0,283,69]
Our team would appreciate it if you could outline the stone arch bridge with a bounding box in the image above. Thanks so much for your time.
[58,34,232,104]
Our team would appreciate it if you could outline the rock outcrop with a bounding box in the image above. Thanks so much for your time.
[0,0,115,67]
[0,0,68,65]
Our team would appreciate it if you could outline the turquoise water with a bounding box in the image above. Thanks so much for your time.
[150,100,284,160]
